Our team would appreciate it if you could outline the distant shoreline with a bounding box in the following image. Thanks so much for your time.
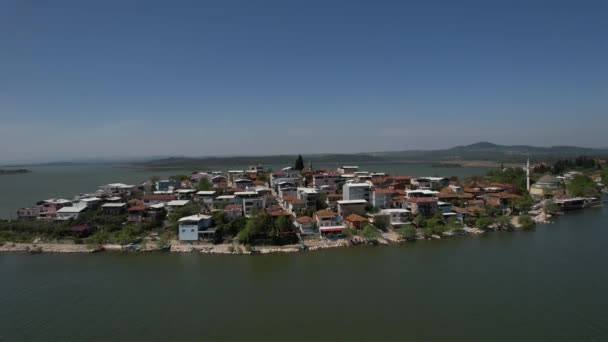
[0,169,31,175]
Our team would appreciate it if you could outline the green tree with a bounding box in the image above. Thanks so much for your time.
[361,224,380,241]
[294,155,305,171]
[197,178,213,191]
[514,194,534,214]
[373,215,389,232]
[544,200,560,215]
[341,227,355,237]
[518,215,535,230]
[397,226,418,241]
[567,175,599,197]
[476,217,494,230]
[421,227,433,239]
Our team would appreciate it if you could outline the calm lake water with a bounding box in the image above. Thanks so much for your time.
[0,163,491,218]
[1,204,607,341]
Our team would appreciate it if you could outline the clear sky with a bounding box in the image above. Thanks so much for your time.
[1,0,606,162]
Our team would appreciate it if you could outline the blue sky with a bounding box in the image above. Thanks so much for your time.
[1,0,606,162]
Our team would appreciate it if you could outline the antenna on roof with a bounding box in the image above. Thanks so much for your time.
[526,158,530,192]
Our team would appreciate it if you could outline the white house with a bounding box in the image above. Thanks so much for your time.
[56,203,88,221]
[178,214,214,241]
[379,208,410,226]
[99,183,135,196]
[343,183,371,202]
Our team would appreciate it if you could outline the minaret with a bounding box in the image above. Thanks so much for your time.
[308,160,313,172]
[526,158,530,192]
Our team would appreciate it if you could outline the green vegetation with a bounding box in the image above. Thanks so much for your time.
[197,178,213,191]
[397,226,418,241]
[341,227,355,237]
[373,216,389,232]
[235,212,297,245]
[495,216,512,230]
[361,224,380,241]
[169,174,190,182]
[484,167,527,194]
[513,194,534,214]
[567,175,599,197]
[294,154,305,171]
[518,215,535,230]
[475,217,494,230]
[544,200,560,215]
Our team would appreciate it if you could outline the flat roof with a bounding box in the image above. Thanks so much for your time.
[80,197,101,202]
[319,225,346,232]
[234,191,258,196]
[196,191,216,195]
[216,195,235,200]
[178,214,212,222]
[176,189,197,193]
[57,206,87,213]
[380,208,410,214]
[167,200,190,206]
[101,203,126,208]
[344,182,370,187]
[297,187,318,194]
[337,200,368,205]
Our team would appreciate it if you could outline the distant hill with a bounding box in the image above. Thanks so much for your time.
[130,142,608,170]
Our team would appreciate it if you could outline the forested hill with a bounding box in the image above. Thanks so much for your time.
[130,142,608,170]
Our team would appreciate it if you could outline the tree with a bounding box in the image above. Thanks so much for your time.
[361,224,380,241]
[518,215,535,230]
[197,178,213,191]
[342,227,355,237]
[373,215,389,232]
[397,226,418,241]
[567,175,599,197]
[475,217,494,230]
[514,194,534,214]
[294,155,305,171]
[544,200,560,215]
[421,227,433,239]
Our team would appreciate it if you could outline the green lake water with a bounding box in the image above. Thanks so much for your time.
[0,163,491,218]
[1,204,607,341]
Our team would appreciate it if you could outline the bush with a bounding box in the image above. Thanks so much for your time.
[361,224,380,241]
[422,227,433,239]
[476,217,494,230]
[518,215,535,230]
[544,200,560,215]
[397,226,418,241]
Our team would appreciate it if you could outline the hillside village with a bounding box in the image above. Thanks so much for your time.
[2,155,607,253]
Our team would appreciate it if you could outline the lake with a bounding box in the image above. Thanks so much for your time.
[0,163,492,218]
[1,203,607,341]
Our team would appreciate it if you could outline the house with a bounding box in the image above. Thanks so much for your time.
[127,202,146,222]
[406,197,438,216]
[312,172,343,189]
[17,206,42,220]
[178,214,214,241]
[211,175,227,188]
[166,200,190,212]
[325,194,343,210]
[99,183,135,196]
[282,196,306,214]
[297,187,319,209]
[406,189,439,199]
[412,177,449,190]
[437,201,453,214]
[234,178,253,190]
[156,179,180,192]
[295,216,315,235]
[175,189,197,200]
[270,168,301,188]
[227,170,246,186]
[79,197,102,209]
[337,199,367,217]
[378,208,410,226]
[223,204,243,219]
[530,175,564,199]
[195,191,216,209]
[56,203,88,221]
[390,176,413,189]
[314,209,340,227]
[143,194,177,206]
[189,172,209,184]
[372,188,395,209]
[40,199,72,217]
[278,185,297,199]
[234,192,263,217]
[101,202,127,215]
[338,166,359,175]
[342,183,371,202]
[214,195,235,209]
[343,214,369,230]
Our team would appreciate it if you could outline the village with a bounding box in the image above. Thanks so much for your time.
[2,156,607,254]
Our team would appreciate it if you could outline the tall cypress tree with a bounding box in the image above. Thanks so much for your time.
[294,155,304,171]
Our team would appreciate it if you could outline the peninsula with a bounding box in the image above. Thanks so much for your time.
[0,169,31,175]
[1,151,607,254]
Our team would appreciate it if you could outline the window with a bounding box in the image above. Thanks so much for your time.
[191,229,195,232]
[181,229,185,232]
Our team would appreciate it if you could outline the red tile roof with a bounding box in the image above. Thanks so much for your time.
[315,209,337,218]
[407,197,438,204]
[224,205,242,211]
[296,216,313,223]
[344,214,368,223]
[143,194,177,201]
